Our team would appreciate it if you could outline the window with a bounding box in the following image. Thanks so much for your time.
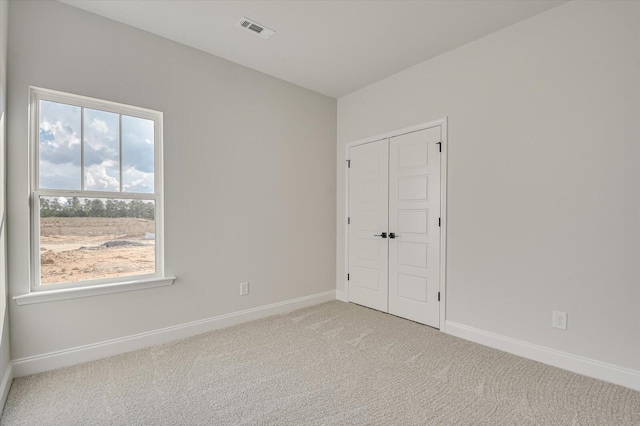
[29,87,165,291]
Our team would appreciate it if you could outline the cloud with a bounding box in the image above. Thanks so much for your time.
[40,121,81,148]
[84,143,118,167]
[83,109,120,191]
[84,109,119,157]
[123,141,154,173]
[39,120,82,167]
[39,160,81,190]
[89,118,109,134]
[39,101,82,189]
[123,166,154,193]
[39,102,156,193]
[85,173,95,188]
[122,115,155,174]
[85,161,120,191]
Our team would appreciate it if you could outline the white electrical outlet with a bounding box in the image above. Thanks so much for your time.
[240,282,249,296]
[552,311,567,330]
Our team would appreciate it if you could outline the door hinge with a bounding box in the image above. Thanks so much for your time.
[438,292,441,302]
[438,217,441,227]
[347,273,350,281]
[348,217,351,225]
[437,141,442,152]
[347,159,351,168]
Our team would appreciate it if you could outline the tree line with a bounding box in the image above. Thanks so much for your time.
[40,197,155,220]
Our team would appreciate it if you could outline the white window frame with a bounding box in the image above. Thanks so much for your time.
[15,87,173,304]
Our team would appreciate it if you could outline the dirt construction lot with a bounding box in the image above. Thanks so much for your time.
[40,217,156,285]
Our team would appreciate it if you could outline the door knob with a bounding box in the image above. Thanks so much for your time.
[374,232,388,238]
[389,232,399,239]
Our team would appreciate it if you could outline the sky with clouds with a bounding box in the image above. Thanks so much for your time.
[39,100,155,193]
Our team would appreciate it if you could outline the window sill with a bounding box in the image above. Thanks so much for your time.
[13,277,176,306]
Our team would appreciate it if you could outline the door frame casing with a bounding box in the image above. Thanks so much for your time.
[344,117,448,331]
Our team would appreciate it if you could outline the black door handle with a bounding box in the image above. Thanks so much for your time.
[389,232,398,239]
[374,232,388,238]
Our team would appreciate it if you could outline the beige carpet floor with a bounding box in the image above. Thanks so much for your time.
[1,301,638,425]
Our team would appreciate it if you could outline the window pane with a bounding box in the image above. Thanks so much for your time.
[39,196,156,285]
[84,109,120,191]
[122,115,154,193]
[39,100,81,190]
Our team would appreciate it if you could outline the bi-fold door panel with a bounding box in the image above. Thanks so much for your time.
[348,139,389,313]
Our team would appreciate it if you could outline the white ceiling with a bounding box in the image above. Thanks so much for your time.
[59,1,567,98]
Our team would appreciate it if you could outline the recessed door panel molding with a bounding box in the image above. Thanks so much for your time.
[357,239,380,261]
[354,266,381,291]
[398,242,428,269]
[358,181,380,202]
[397,274,428,302]
[398,175,428,201]
[398,142,428,169]
[347,139,389,313]
[346,118,447,330]
[357,210,380,231]
[398,210,428,234]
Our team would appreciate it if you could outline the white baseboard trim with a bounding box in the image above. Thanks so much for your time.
[0,362,13,413]
[336,289,348,302]
[12,290,336,378]
[446,320,640,391]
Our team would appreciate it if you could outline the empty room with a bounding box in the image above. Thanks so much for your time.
[0,0,638,424]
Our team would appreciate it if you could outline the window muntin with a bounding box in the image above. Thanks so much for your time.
[30,88,163,290]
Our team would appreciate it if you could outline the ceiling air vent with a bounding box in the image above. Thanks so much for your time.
[237,17,275,39]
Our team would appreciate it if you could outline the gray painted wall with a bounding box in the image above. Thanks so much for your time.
[337,1,640,370]
[8,0,336,359]
[0,0,10,397]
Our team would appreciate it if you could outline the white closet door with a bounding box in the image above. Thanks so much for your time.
[388,127,441,327]
[348,139,389,312]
